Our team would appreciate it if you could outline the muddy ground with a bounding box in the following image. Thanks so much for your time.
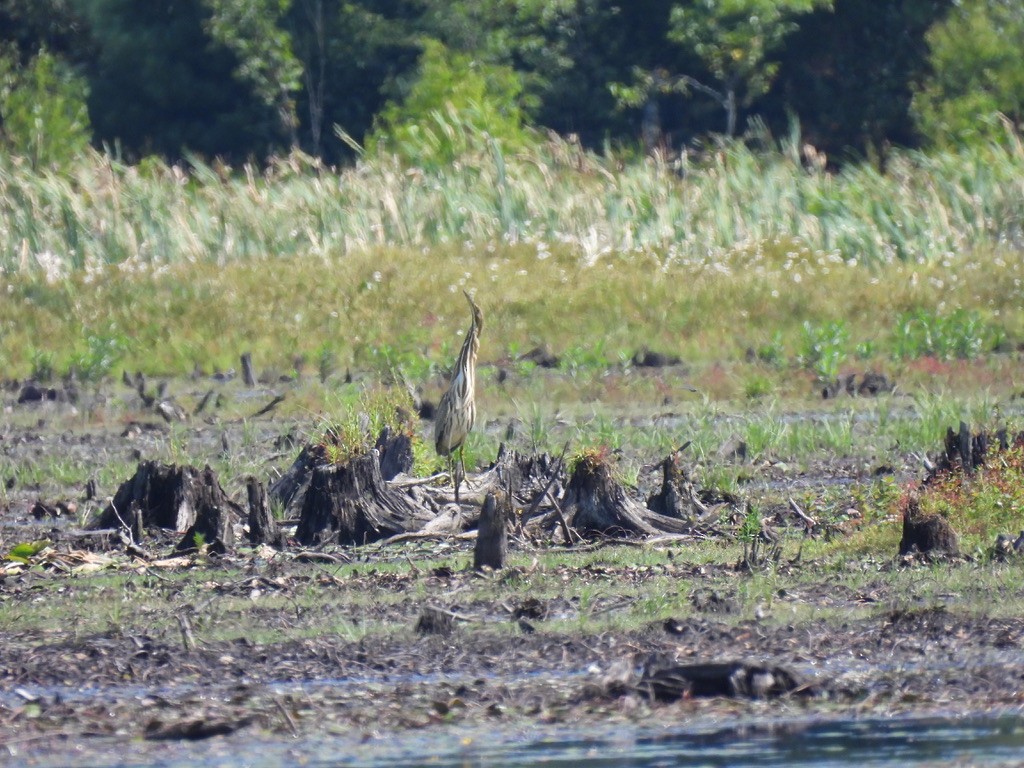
[2,375,1023,764]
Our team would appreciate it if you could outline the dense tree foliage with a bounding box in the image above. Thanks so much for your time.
[0,0,1019,165]
[912,0,1024,145]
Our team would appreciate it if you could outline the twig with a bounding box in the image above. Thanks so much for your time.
[274,697,299,738]
[176,612,197,653]
[520,440,571,527]
[787,497,817,528]
[251,394,286,418]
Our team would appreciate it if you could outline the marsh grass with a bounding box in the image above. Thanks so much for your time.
[2,132,1024,381]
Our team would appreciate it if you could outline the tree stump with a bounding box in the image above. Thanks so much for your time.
[646,453,692,519]
[375,426,414,481]
[295,449,431,546]
[92,461,241,552]
[246,476,285,548]
[94,462,205,531]
[268,444,324,518]
[898,492,959,556]
[474,492,510,571]
[558,453,658,538]
[175,467,239,554]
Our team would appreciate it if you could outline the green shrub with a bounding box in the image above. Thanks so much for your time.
[0,48,92,169]
[366,39,536,168]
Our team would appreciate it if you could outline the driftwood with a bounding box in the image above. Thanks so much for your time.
[474,492,510,571]
[295,449,432,546]
[637,659,809,701]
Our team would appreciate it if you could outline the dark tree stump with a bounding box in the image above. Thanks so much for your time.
[175,467,240,554]
[559,454,658,538]
[474,492,510,571]
[415,607,454,636]
[646,453,692,519]
[246,476,285,548]
[899,492,959,556]
[93,462,241,552]
[240,352,256,386]
[295,449,431,546]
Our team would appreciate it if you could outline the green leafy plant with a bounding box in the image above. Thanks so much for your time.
[798,320,849,380]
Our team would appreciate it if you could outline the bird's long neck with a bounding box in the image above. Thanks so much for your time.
[452,318,480,398]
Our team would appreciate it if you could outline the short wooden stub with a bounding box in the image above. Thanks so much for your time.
[474,492,509,571]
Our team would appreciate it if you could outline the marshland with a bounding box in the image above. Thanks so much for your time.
[3,2,1024,763]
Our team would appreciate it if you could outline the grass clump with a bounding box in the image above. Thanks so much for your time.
[315,386,418,467]
[908,433,1024,549]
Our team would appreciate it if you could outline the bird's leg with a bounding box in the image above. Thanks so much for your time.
[454,447,463,504]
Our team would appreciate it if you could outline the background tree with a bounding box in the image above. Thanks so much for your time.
[283,0,420,163]
[764,0,950,161]
[912,0,1024,145]
[203,0,303,147]
[82,0,285,161]
[0,46,91,168]
[665,0,830,137]
[366,39,533,168]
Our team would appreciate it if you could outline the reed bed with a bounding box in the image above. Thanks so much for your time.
[2,132,1023,277]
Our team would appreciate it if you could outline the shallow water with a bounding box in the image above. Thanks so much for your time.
[8,711,1024,768]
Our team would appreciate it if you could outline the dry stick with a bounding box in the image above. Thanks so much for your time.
[176,612,197,653]
[389,472,449,488]
[787,498,817,528]
[544,483,580,545]
[251,394,286,418]
[274,698,299,738]
[519,440,572,528]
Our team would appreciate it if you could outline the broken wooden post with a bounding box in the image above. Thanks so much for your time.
[474,492,509,571]
[241,352,256,387]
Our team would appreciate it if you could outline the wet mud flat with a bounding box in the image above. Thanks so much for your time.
[2,378,1024,764]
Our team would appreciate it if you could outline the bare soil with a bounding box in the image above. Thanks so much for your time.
[2,377,1022,764]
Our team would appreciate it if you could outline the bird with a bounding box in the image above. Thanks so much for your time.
[435,290,483,503]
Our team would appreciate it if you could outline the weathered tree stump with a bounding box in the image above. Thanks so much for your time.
[898,492,959,556]
[175,467,239,554]
[246,476,285,548]
[474,492,510,571]
[375,426,414,481]
[295,449,431,546]
[268,444,324,518]
[559,453,658,538]
[92,461,241,552]
[646,453,692,519]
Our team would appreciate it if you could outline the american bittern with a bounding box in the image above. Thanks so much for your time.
[435,290,483,502]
